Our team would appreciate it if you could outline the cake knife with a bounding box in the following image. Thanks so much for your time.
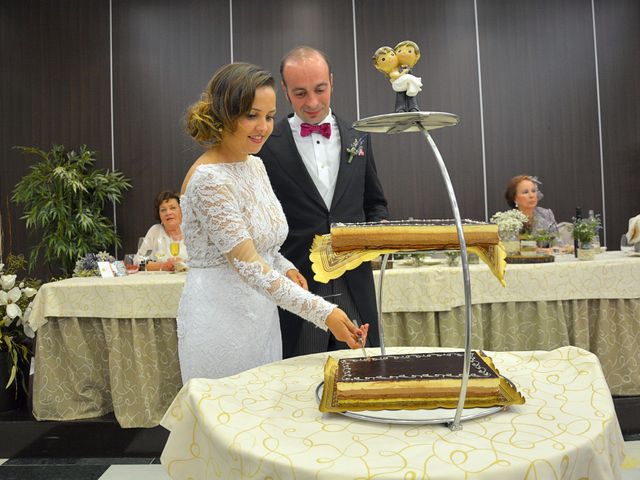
[357,331,371,361]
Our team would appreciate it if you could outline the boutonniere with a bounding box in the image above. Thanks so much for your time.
[346,136,366,163]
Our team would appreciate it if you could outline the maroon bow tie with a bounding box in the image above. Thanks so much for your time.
[300,122,331,139]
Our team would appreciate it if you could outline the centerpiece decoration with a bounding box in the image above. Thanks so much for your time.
[490,209,528,256]
[572,214,601,260]
[73,251,116,277]
[0,255,39,411]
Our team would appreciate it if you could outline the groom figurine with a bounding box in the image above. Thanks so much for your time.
[261,46,389,358]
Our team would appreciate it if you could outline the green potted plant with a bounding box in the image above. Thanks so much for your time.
[0,254,39,410]
[11,145,131,277]
[572,215,601,260]
[532,229,557,248]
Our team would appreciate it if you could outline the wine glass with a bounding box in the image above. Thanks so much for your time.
[155,237,167,262]
[124,254,138,274]
[170,241,180,258]
[621,234,634,254]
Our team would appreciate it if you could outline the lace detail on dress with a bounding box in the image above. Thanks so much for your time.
[180,156,332,329]
[271,251,295,275]
[232,257,332,329]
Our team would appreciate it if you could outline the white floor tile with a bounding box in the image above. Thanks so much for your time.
[98,464,171,480]
[622,440,640,480]
[0,459,7,466]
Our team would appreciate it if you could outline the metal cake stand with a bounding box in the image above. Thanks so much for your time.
[353,111,473,431]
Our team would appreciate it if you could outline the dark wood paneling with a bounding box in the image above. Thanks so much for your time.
[233,0,357,122]
[0,0,111,275]
[3,0,638,273]
[479,0,601,229]
[357,0,484,221]
[595,0,640,247]
[112,0,230,255]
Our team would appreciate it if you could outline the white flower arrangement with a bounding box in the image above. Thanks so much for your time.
[490,209,529,237]
[0,255,40,393]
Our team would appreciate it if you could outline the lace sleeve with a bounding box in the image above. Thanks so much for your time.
[271,251,296,275]
[194,178,333,329]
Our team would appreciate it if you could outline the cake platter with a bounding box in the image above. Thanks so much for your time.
[354,111,476,430]
[315,382,503,425]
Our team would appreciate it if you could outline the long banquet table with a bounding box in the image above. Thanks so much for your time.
[160,346,625,480]
[26,251,640,427]
[376,251,640,396]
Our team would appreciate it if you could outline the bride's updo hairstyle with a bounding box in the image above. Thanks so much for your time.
[186,62,275,147]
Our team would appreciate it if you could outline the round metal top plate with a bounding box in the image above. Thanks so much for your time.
[353,111,459,134]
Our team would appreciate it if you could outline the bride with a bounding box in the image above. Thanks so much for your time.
[178,63,368,382]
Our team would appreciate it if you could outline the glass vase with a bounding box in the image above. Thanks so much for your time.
[577,241,595,261]
[499,229,520,256]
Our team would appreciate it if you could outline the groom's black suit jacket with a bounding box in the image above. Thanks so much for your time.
[260,114,389,358]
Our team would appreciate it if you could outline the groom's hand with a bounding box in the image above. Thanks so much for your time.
[286,269,308,290]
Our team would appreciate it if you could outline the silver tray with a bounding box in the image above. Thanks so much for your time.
[316,381,504,425]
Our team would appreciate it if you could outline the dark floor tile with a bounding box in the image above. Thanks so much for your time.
[0,465,108,480]
[4,457,154,466]
[0,416,169,458]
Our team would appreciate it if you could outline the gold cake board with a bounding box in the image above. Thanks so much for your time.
[309,234,507,286]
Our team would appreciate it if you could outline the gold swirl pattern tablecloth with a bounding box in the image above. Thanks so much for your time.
[32,316,182,427]
[160,346,624,480]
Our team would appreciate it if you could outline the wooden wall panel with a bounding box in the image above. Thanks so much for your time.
[0,0,111,274]
[233,0,357,123]
[356,0,484,221]
[112,0,230,254]
[478,0,601,229]
[2,0,639,275]
[595,0,640,247]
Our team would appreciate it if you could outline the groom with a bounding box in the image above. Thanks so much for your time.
[261,46,389,358]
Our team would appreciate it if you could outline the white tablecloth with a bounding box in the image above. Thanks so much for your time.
[160,346,624,479]
[27,272,185,331]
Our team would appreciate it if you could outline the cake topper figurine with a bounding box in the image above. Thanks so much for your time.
[373,40,422,113]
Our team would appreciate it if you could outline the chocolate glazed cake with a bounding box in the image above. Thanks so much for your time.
[335,352,500,400]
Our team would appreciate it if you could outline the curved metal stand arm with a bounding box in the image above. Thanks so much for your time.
[418,124,473,431]
[376,253,390,356]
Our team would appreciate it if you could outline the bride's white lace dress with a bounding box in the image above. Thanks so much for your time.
[177,156,335,382]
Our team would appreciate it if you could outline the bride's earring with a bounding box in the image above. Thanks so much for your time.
[515,201,518,208]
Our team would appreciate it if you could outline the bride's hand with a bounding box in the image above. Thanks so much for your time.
[325,308,369,349]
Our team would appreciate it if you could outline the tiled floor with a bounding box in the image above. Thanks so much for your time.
[0,440,638,479]
[0,457,171,479]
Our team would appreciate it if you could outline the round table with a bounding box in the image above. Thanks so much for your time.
[160,346,624,479]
